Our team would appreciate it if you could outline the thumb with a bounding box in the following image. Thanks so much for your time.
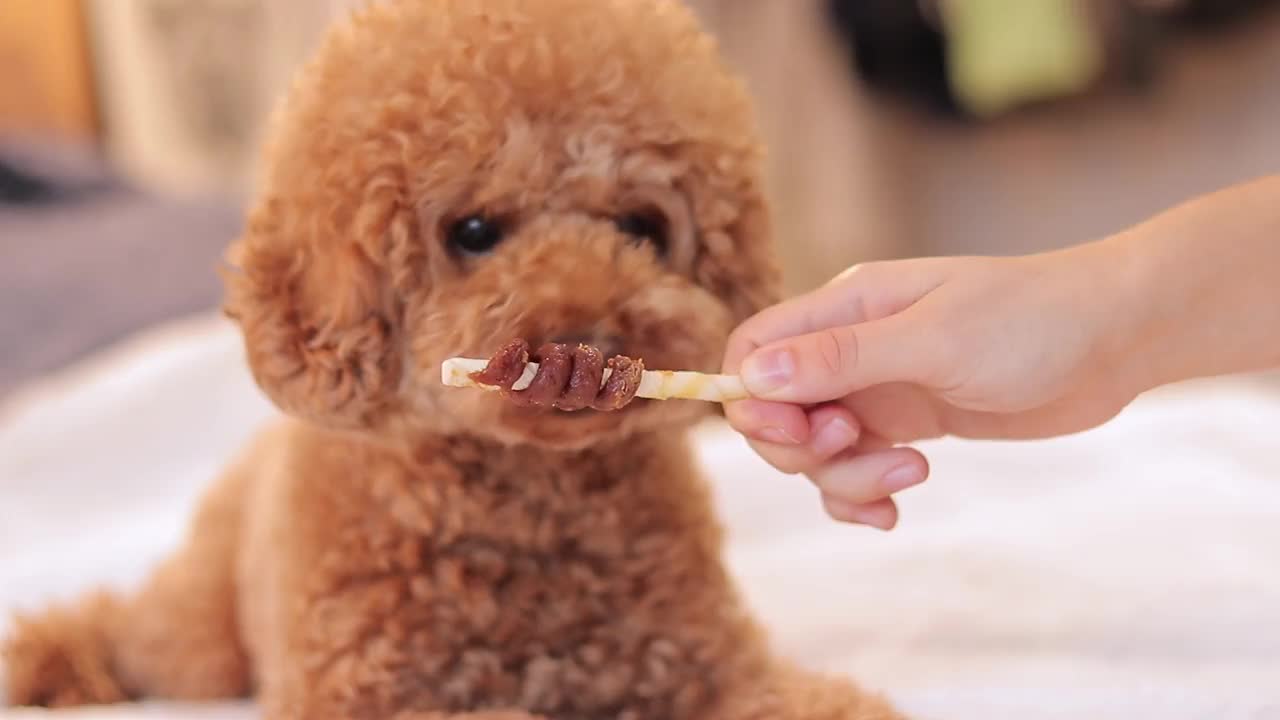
[738,314,939,403]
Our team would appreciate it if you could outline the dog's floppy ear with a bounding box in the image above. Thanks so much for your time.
[689,158,784,326]
[221,192,413,428]
[721,185,783,322]
[688,169,781,422]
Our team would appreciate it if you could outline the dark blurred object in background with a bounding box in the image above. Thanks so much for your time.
[825,0,1280,120]
[1171,0,1280,24]
[0,159,62,206]
[826,0,959,117]
[0,147,115,207]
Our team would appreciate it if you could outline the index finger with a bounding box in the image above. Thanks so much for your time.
[722,261,942,374]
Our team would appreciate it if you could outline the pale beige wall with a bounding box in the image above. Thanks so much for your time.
[686,0,917,290]
[86,0,339,197]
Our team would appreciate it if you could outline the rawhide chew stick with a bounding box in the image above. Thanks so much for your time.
[441,339,748,410]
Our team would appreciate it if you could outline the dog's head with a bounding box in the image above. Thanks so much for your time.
[224,0,781,448]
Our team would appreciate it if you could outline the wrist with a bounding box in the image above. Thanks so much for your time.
[1045,176,1280,399]
[1053,233,1168,398]
[1104,179,1280,389]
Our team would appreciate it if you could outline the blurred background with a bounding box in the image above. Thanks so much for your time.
[3,6,1280,712]
[2,0,1280,398]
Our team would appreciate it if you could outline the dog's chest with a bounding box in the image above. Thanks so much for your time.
[358,461,722,719]
[416,543,714,720]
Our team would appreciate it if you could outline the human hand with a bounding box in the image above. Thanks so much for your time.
[723,243,1143,530]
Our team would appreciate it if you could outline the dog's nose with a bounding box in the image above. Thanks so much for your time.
[550,332,625,359]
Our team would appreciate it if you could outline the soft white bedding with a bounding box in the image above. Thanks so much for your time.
[2,314,1278,720]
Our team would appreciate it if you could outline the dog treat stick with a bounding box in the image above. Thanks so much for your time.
[441,339,748,408]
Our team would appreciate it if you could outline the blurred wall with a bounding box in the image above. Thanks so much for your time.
[686,0,919,293]
[85,0,342,197]
[902,17,1280,258]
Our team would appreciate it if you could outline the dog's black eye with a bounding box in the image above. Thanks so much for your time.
[447,215,504,254]
[615,211,668,253]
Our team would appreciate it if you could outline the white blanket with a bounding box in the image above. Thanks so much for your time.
[2,314,1278,720]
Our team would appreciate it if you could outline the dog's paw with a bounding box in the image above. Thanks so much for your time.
[3,595,130,708]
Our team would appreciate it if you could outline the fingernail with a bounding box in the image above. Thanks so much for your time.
[742,347,795,395]
[757,426,800,445]
[881,464,925,494]
[811,417,856,457]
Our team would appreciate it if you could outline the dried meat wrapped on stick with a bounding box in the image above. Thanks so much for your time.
[442,339,748,410]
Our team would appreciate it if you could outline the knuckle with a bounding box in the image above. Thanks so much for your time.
[722,406,752,432]
[814,326,858,378]
[813,469,878,504]
[820,493,863,523]
[751,444,812,475]
[770,453,812,476]
[821,494,848,520]
[815,331,843,377]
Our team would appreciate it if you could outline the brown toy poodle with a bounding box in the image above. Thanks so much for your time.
[4,1,907,718]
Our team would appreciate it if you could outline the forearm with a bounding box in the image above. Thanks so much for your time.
[1097,175,1280,391]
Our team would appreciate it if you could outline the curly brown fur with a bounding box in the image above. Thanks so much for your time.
[4,1,906,718]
